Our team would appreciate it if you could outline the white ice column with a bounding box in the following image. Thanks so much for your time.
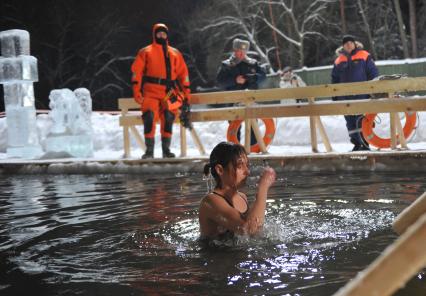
[0,29,42,158]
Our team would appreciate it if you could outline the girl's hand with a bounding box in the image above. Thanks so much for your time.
[258,167,276,189]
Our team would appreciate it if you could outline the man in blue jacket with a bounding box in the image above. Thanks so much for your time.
[331,35,379,151]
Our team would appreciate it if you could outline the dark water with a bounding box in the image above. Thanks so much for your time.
[0,170,425,296]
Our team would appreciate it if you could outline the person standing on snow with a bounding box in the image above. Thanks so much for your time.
[216,38,266,145]
[131,23,191,159]
[279,66,306,104]
[331,35,379,151]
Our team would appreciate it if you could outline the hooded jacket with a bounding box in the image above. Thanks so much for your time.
[131,23,190,101]
[331,42,378,100]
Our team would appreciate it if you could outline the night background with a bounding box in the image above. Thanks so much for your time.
[1,0,425,111]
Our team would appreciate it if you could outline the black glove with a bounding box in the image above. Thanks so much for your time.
[179,99,192,129]
[244,73,257,86]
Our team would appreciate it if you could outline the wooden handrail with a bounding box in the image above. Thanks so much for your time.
[119,77,426,108]
[118,77,426,157]
[393,191,426,235]
[333,213,426,296]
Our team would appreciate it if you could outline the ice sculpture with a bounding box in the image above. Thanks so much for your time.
[44,88,93,158]
[0,29,43,158]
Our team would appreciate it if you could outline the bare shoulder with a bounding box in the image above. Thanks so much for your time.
[200,193,223,208]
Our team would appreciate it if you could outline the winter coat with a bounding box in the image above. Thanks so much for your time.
[131,23,190,102]
[331,42,378,100]
[216,55,266,91]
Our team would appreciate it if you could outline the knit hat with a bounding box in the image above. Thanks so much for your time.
[342,35,356,45]
[232,38,250,51]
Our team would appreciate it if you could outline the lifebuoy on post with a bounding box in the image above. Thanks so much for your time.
[227,118,276,153]
[361,112,417,148]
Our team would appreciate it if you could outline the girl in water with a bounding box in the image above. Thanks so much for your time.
[199,142,276,239]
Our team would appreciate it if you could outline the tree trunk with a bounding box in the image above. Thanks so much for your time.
[340,0,347,34]
[408,0,417,58]
[393,0,410,58]
[357,0,376,59]
[299,39,304,68]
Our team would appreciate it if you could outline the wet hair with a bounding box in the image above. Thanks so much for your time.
[203,141,247,188]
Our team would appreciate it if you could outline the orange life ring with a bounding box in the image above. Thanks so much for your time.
[227,118,276,153]
[361,112,417,148]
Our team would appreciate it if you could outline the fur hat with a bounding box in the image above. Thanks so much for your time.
[232,38,250,51]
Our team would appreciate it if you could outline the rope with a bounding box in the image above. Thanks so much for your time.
[268,0,282,71]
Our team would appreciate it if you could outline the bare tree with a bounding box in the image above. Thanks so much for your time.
[339,0,347,34]
[408,0,417,58]
[393,0,410,58]
[356,0,376,59]
[261,0,338,67]
[34,2,135,109]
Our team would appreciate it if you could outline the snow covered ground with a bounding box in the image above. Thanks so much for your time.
[1,110,425,161]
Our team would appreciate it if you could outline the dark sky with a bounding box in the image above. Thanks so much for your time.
[0,0,200,111]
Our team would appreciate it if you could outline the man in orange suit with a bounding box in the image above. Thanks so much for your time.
[131,23,191,159]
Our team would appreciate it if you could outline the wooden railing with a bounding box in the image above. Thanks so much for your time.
[334,192,426,296]
[119,77,426,158]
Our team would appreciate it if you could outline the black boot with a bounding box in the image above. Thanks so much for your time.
[162,137,175,158]
[142,138,154,159]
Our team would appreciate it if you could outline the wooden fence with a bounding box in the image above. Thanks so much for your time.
[119,77,426,158]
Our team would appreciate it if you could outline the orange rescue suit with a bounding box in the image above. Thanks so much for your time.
[131,23,190,138]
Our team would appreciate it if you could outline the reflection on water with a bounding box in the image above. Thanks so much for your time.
[0,171,425,295]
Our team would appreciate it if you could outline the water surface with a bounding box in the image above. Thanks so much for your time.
[0,171,425,295]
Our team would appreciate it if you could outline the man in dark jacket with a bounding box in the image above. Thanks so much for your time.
[217,38,266,91]
[216,38,266,145]
[331,35,379,151]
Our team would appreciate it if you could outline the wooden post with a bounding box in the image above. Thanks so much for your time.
[121,106,131,158]
[314,117,333,152]
[308,98,318,152]
[393,191,426,235]
[334,214,426,296]
[180,124,187,157]
[251,119,267,153]
[244,118,252,153]
[123,126,130,158]
[129,126,145,151]
[389,93,398,149]
[395,112,408,149]
[190,127,206,155]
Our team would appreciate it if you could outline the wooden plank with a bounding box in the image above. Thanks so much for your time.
[308,98,318,152]
[118,77,426,108]
[245,97,426,119]
[390,113,397,149]
[180,125,187,157]
[190,128,206,155]
[123,126,130,158]
[118,95,426,123]
[244,118,251,153]
[189,77,426,105]
[129,126,145,151]
[251,119,267,153]
[395,112,408,149]
[333,214,426,296]
[118,98,140,110]
[315,116,333,152]
[309,116,318,152]
[393,192,426,235]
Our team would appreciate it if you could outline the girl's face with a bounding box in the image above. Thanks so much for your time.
[223,154,250,188]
